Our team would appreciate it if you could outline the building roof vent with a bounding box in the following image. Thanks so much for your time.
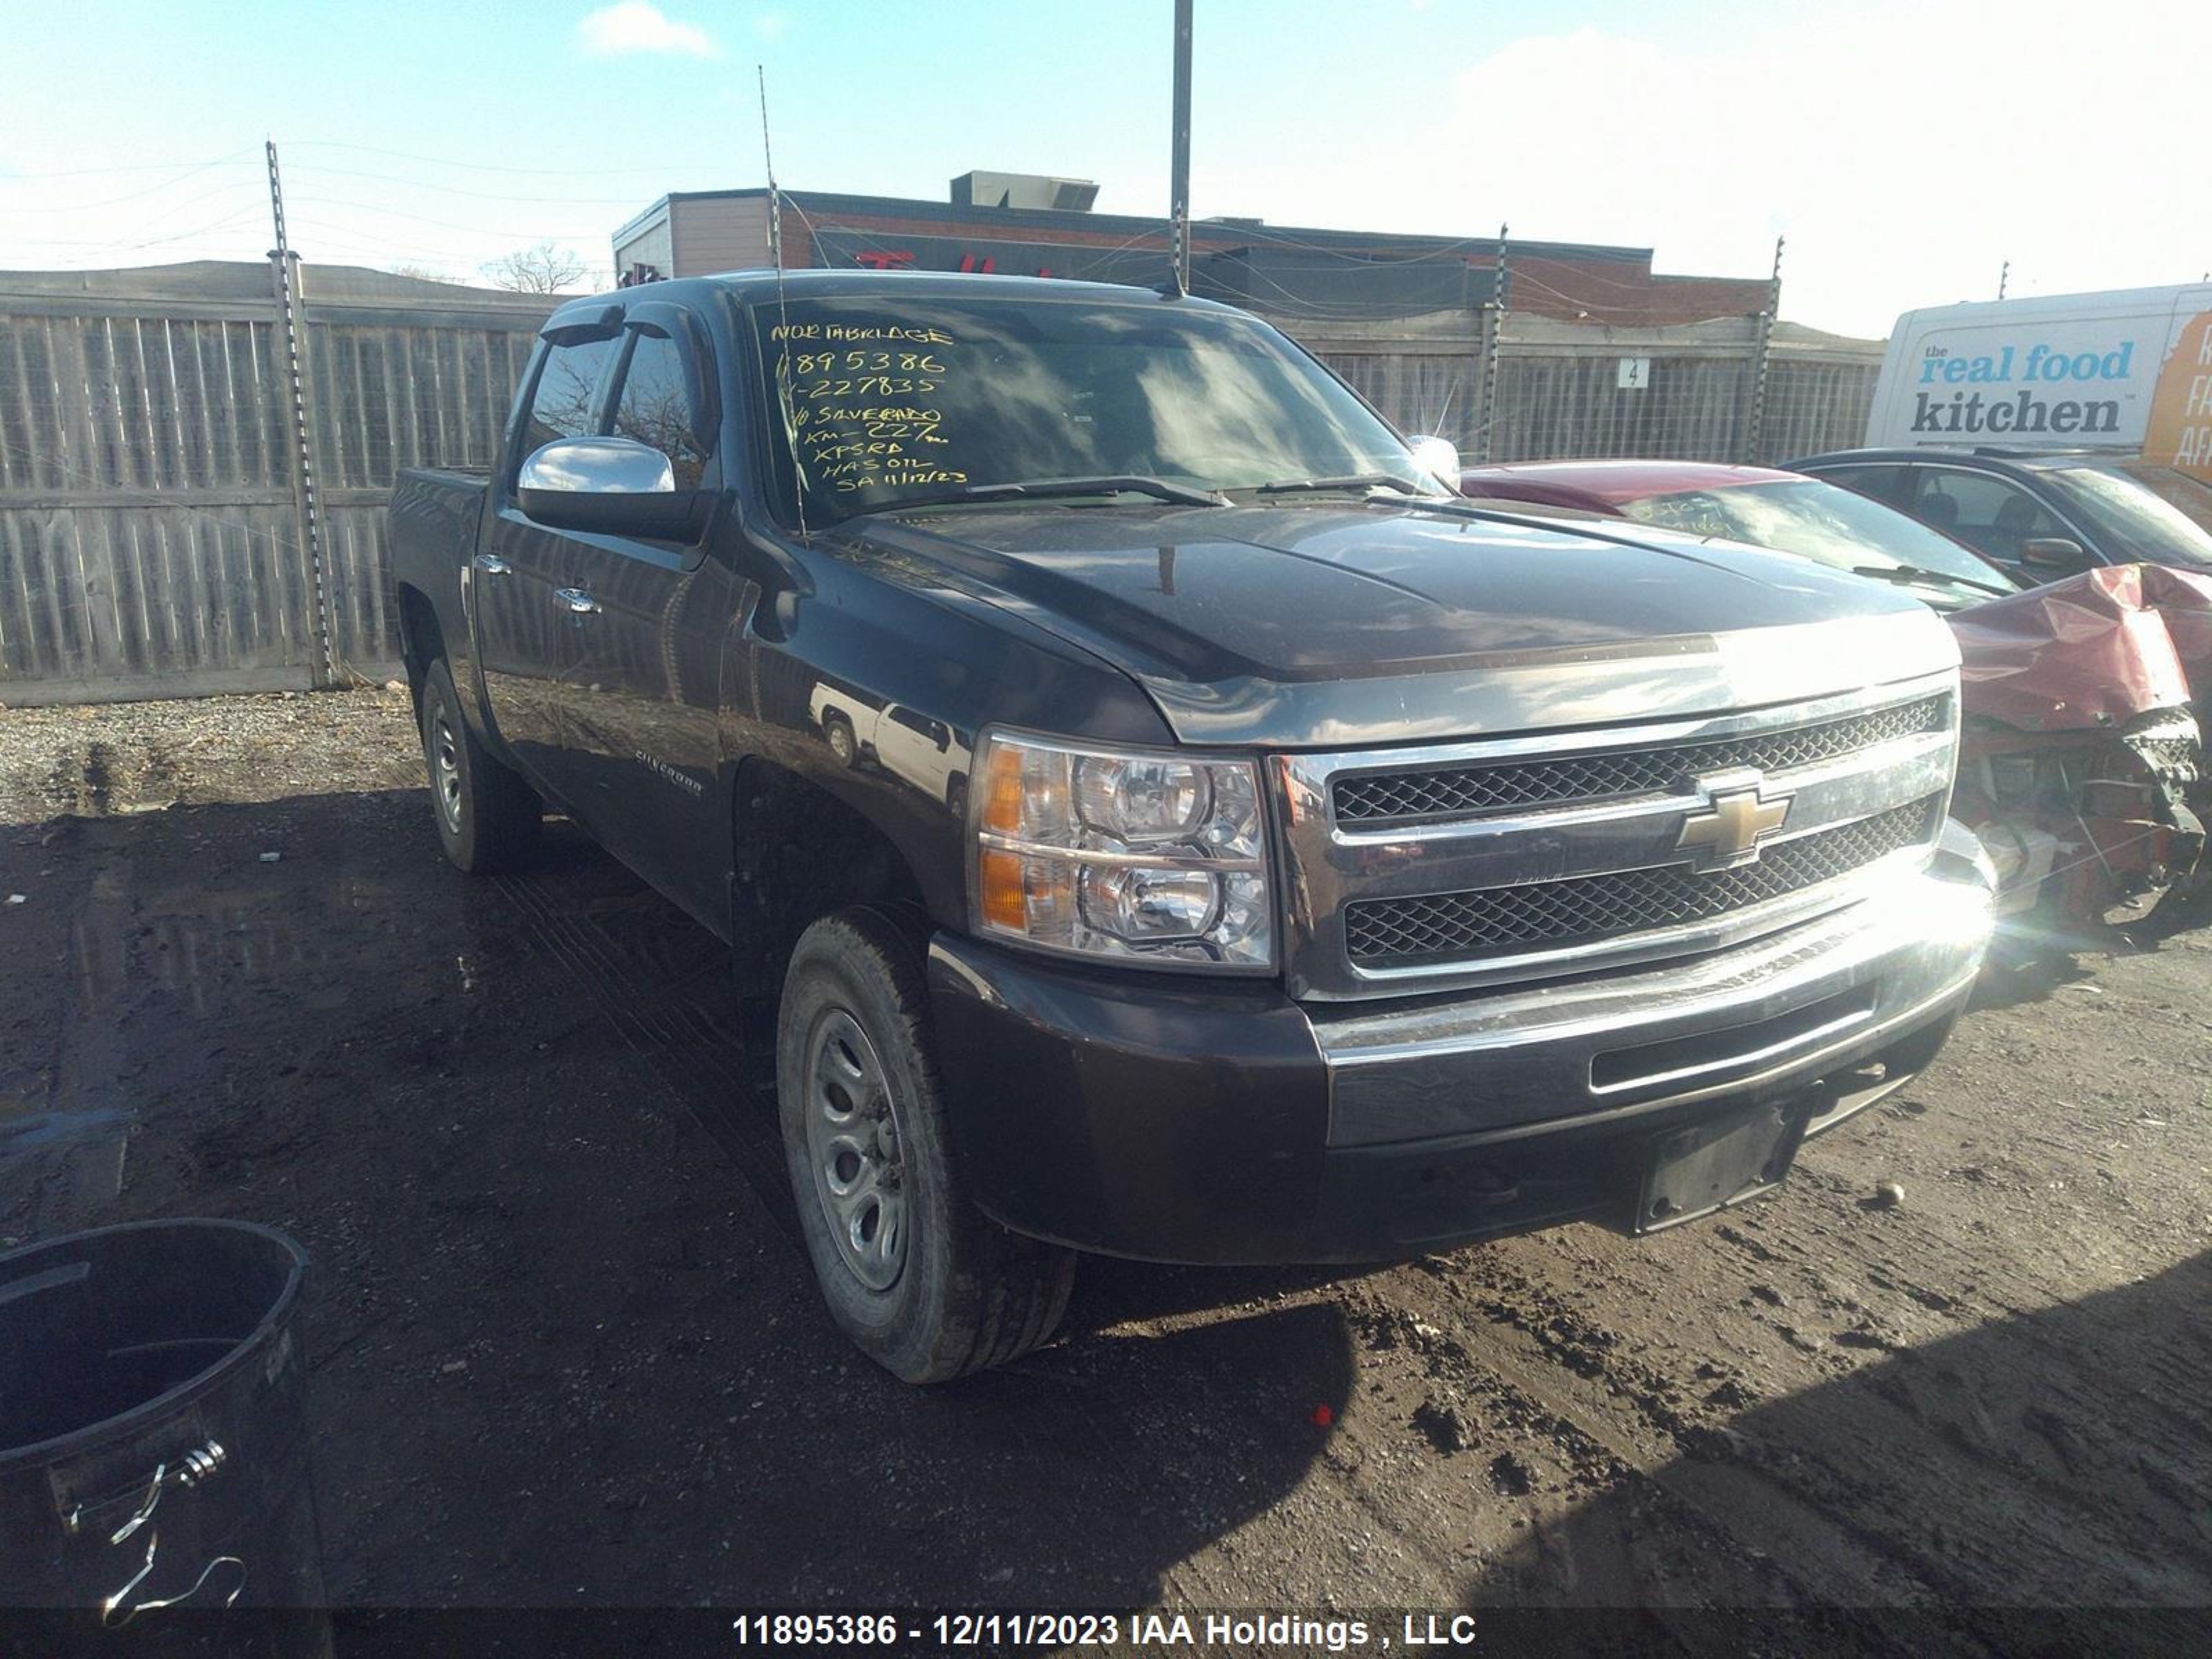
[950,171,1099,212]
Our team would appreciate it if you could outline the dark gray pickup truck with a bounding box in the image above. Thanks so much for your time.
[389,270,1994,1382]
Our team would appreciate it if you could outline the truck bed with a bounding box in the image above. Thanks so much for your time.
[388,466,492,670]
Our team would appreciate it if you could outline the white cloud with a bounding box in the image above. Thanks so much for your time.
[577,2,719,58]
[1191,1,2204,337]
[753,10,790,41]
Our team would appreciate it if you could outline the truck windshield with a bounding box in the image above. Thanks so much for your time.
[749,292,1434,523]
[1615,478,2014,599]
[2047,464,2212,566]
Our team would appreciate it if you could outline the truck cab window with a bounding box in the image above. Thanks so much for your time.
[611,333,710,489]
[523,335,620,456]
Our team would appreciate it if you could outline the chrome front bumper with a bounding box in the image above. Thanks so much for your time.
[1308,825,1994,1148]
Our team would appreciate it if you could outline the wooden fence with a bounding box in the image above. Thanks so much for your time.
[0,261,552,705]
[1,261,1884,708]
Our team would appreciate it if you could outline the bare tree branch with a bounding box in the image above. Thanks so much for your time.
[480,241,592,294]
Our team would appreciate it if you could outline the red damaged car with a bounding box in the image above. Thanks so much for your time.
[1456,461,2211,948]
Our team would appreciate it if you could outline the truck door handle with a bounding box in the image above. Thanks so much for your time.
[554,588,602,616]
[473,554,511,576]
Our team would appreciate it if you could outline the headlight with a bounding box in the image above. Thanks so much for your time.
[972,731,1273,971]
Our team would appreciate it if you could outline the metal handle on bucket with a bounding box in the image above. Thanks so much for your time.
[62,1439,229,1541]
[82,1441,249,1626]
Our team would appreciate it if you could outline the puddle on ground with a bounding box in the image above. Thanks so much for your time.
[68,892,397,1018]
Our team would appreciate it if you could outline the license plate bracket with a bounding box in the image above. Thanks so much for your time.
[1635,1100,1809,1234]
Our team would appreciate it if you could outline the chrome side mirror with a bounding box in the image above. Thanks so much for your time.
[516,435,704,537]
[1407,435,1463,492]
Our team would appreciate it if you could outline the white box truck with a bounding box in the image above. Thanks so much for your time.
[1864,284,2212,480]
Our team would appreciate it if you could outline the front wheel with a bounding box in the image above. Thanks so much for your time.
[776,908,1075,1382]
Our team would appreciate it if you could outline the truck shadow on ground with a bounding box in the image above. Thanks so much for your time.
[1460,1247,2212,1652]
[3,791,1360,1606]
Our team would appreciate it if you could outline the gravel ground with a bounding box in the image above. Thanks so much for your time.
[2,690,2208,1651]
[0,686,420,825]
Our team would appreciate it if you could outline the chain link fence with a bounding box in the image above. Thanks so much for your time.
[1298,311,1883,469]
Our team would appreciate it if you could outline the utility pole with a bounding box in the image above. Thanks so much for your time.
[1168,0,1192,294]
[265,140,333,686]
[1998,259,2009,300]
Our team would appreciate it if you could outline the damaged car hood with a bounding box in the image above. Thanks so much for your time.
[841,503,1956,745]
[1948,564,2212,731]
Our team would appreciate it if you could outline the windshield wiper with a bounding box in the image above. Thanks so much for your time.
[1253,473,1437,498]
[1849,564,2014,598]
[844,475,1228,516]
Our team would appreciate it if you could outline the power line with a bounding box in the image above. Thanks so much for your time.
[285,140,711,178]
[285,162,650,207]
[10,205,267,254]
[0,153,245,180]
[288,192,605,240]
[1,151,259,211]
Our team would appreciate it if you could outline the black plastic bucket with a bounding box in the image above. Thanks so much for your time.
[0,1220,328,1653]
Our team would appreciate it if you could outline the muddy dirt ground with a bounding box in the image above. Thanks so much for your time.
[3,691,2209,1649]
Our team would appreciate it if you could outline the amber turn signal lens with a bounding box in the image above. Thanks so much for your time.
[982,742,1027,836]
[979,848,1029,931]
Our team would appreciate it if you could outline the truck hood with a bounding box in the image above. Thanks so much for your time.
[842,503,1957,746]
[1947,564,2212,732]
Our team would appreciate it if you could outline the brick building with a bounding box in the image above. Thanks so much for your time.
[611,171,1770,326]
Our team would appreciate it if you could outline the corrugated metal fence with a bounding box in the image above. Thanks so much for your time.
[0,261,551,705]
[0,261,1883,708]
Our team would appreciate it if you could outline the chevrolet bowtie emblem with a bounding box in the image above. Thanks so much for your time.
[1676,778,1792,870]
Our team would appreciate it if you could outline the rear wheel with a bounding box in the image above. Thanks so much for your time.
[824,713,858,768]
[419,659,539,874]
[776,908,1075,1382]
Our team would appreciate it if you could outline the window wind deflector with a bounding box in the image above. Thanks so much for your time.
[541,303,624,346]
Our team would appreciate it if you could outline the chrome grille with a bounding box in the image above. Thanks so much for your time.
[1343,798,1940,966]
[1333,694,1951,826]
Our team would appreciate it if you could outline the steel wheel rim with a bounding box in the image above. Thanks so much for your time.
[828,723,854,764]
[801,1007,908,1292]
[431,714,463,832]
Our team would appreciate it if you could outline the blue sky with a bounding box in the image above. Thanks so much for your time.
[2,1,2202,335]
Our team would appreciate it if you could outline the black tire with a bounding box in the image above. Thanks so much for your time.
[776,908,1076,1383]
[419,659,540,874]
[823,713,859,768]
